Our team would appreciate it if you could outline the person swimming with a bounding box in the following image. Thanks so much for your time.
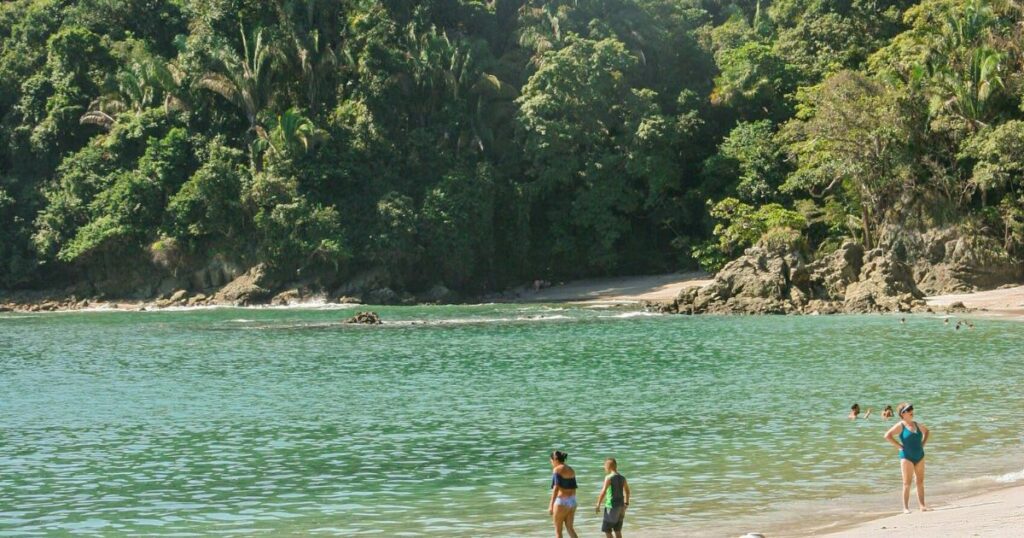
[882,405,894,419]
[549,450,579,538]
[849,403,872,419]
[884,403,931,513]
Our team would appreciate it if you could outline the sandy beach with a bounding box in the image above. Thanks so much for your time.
[514,271,712,303]
[817,484,1024,537]
[926,284,1024,318]
[521,274,1024,317]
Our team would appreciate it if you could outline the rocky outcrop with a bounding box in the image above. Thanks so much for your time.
[805,242,864,300]
[270,289,301,306]
[154,289,190,308]
[882,226,1022,295]
[343,311,382,324]
[672,241,927,315]
[842,249,923,312]
[189,257,245,292]
[212,264,275,306]
[674,246,801,314]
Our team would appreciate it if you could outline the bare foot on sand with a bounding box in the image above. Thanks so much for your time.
[921,505,932,512]
[902,508,912,514]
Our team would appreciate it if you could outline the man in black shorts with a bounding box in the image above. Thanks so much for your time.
[594,458,630,537]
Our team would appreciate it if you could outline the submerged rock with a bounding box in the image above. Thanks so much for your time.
[343,311,382,324]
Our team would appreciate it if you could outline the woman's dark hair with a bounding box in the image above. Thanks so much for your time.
[550,450,567,463]
[851,403,860,411]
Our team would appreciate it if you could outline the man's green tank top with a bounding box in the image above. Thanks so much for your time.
[604,472,626,508]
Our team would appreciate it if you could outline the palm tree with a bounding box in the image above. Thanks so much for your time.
[516,1,574,67]
[927,47,1004,133]
[197,25,283,172]
[923,0,1004,134]
[254,108,328,161]
[276,0,344,114]
[80,44,184,130]
[401,23,518,155]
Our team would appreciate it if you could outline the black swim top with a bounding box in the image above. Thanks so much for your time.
[551,472,578,490]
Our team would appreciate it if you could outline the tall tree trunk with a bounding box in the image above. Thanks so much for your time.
[861,205,872,250]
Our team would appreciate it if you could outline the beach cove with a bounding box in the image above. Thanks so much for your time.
[2,304,1022,536]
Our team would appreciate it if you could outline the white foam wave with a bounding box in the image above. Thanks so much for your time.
[611,311,663,318]
[996,468,1024,483]
[386,314,574,326]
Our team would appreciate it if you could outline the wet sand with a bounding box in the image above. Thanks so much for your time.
[820,484,1024,537]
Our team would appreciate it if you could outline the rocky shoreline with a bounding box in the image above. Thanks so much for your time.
[3,229,1020,315]
[0,263,542,313]
[656,240,1002,316]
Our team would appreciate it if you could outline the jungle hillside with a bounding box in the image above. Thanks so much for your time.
[1,0,1022,304]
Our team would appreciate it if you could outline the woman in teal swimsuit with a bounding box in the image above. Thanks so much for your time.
[884,403,931,513]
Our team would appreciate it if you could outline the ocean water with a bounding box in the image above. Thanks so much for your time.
[1,305,1022,536]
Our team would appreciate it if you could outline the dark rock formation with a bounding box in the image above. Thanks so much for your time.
[334,268,389,299]
[365,287,400,305]
[419,284,458,304]
[343,311,382,324]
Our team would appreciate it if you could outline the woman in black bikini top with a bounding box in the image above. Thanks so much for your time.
[548,450,579,538]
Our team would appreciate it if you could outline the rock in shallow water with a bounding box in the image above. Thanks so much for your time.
[343,311,382,324]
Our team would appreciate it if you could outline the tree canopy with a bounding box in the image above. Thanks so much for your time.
[1,0,1022,293]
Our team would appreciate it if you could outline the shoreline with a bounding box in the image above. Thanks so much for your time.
[0,272,715,313]
[634,464,1024,537]
[816,482,1024,537]
[5,273,1022,316]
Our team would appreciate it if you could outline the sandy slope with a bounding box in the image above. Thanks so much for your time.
[513,271,712,304]
[926,284,1024,317]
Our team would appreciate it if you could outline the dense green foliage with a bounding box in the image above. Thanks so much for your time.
[1,0,1022,293]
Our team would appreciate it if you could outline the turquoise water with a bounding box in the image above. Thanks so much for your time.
[1,305,1022,536]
